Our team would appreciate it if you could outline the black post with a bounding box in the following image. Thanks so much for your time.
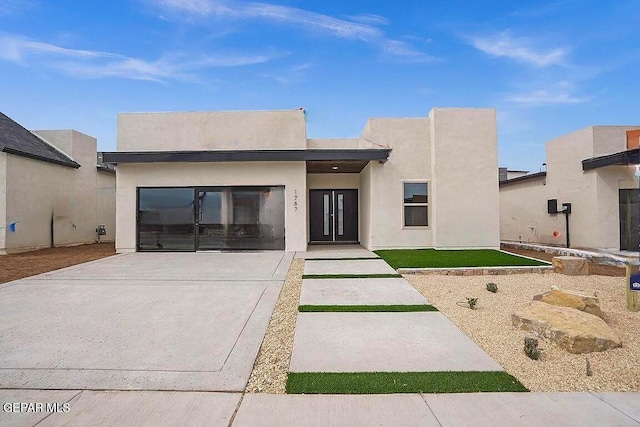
[565,211,570,248]
[50,213,54,248]
[562,202,572,248]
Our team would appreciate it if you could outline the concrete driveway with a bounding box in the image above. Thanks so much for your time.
[0,252,292,392]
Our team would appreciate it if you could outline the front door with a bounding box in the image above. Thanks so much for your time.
[309,189,358,243]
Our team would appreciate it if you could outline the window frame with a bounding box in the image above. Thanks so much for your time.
[402,180,430,229]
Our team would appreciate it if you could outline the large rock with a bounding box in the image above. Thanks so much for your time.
[512,301,621,354]
[533,288,602,318]
[552,256,589,276]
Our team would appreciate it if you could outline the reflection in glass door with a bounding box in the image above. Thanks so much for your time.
[196,187,285,250]
[137,188,195,251]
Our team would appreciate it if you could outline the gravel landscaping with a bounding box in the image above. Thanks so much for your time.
[246,259,304,394]
[405,273,640,392]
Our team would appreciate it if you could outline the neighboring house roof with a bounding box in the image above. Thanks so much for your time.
[0,112,80,168]
[582,148,640,171]
[499,171,547,187]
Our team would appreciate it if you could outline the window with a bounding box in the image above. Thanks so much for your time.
[403,182,428,227]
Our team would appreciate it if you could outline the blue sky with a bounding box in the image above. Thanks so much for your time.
[1,0,638,171]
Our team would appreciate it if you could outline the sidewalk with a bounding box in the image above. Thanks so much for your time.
[2,390,638,426]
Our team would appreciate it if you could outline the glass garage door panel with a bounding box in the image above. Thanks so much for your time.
[196,189,225,250]
[197,187,285,250]
[138,188,195,251]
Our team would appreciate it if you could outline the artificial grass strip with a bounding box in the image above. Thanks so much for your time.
[299,304,437,312]
[305,257,380,261]
[375,249,548,269]
[302,274,403,279]
[286,371,528,394]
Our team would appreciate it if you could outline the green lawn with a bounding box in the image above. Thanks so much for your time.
[299,304,438,312]
[286,371,528,394]
[375,249,548,269]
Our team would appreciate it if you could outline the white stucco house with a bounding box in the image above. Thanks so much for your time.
[103,108,500,253]
[500,126,640,251]
[0,112,116,254]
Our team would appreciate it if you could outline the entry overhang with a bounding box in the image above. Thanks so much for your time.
[102,149,391,165]
[582,148,640,171]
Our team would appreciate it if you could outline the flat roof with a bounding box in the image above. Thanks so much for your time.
[499,171,546,187]
[102,149,391,164]
[582,148,640,171]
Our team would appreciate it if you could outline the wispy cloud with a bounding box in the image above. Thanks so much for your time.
[346,13,389,26]
[468,31,568,67]
[382,40,439,63]
[151,0,435,62]
[0,33,278,82]
[0,0,35,16]
[506,81,592,106]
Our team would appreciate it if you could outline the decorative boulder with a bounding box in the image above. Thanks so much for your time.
[533,288,603,318]
[512,301,621,354]
[552,256,588,276]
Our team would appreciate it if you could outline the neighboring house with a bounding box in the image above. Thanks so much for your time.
[500,126,640,251]
[498,168,529,182]
[103,108,499,253]
[0,112,116,254]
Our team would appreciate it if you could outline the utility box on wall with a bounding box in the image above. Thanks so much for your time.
[547,199,558,214]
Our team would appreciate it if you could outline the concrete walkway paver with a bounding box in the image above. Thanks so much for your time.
[300,278,429,305]
[303,259,397,275]
[290,312,503,372]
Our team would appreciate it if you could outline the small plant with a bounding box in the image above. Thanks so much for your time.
[456,297,478,310]
[524,337,540,360]
[486,282,498,293]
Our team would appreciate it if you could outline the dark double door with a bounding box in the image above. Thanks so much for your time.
[309,189,358,243]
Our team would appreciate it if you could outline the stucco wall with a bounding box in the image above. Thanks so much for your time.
[0,153,6,253]
[593,126,639,157]
[115,162,307,252]
[97,171,116,242]
[359,164,372,249]
[430,108,500,249]
[499,177,566,245]
[362,117,433,249]
[118,110,307,152]
[3,131,116,252]
[500,126,639,250]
